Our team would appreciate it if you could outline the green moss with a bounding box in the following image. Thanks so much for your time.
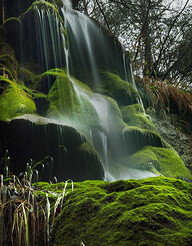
[121,126,164,157]
[121,103,157,131]
[1,0,65,29]
[47,103,61,118]
[97,70,140,106]
[0,76,36,121]
[45,69,101,132]
[18,66,41,89]
[60,27,69,49]
[0,17,21,27]
[103,96,127,133]
[79,142,98,154]
[47,0,63,7]
[44,177,192,245]
[42,68,92,92]
[121,146,192,180]
[0,42,19,80]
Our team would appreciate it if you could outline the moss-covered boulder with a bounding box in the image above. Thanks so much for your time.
[96,70,140,106]
[120,146,192,180]
[37,177,192,245]
[45,69,101,133]
[0,76,36,121]
[108,126,164,160]
[121,103,156,131]
[90,93,127,135]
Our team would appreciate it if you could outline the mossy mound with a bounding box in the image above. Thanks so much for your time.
[38,177,192,245]
[121,146,192,180]
[0,76,36,121]
[97,70,140,106]
[121,103,156,131]
[18,83,50,117]
[44,69,101,132]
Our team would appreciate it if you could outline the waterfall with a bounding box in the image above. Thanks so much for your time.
[1,0,162,181]
[31,0,157,181]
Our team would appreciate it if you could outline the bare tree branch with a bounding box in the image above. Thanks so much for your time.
[153,0,190,74]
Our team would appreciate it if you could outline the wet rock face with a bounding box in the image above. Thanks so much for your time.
[0,116,104,181]
[4,0,34,20]
[147,111,192,172]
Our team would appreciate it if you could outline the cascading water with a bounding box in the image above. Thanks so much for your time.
[1,0,161,181]
[32,0,158,181]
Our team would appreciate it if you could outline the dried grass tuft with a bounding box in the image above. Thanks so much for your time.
[141,77,192,131]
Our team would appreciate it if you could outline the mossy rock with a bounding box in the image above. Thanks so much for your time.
[77,142,104,180]
[121,146,192,180]
[0,42,19,80]
[16,80,50,117]
[121,103,157,131]
[45,69,101,132]
[105,96,127,133]
[108,126,164,160]
[96,70,140,107]
[0,76,36,121]
[18,66,41,89]
[90,93,127,135]
[43,177,192,245]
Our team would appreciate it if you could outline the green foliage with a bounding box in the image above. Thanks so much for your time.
[39,177,192,246]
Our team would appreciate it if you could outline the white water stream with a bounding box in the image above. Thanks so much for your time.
[33,0,158,181]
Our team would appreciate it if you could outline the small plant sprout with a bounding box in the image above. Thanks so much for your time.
[60,180,68,210]
[46,194,51,241]
[53,176,58,189]
[0,174,3,187]
[0,152,54,245]
[35,170,39,185]
[52,195,62,227]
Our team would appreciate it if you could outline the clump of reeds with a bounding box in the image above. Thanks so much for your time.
[0,152,49,246]
[0,151,72,246]
[140,77,192,131]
